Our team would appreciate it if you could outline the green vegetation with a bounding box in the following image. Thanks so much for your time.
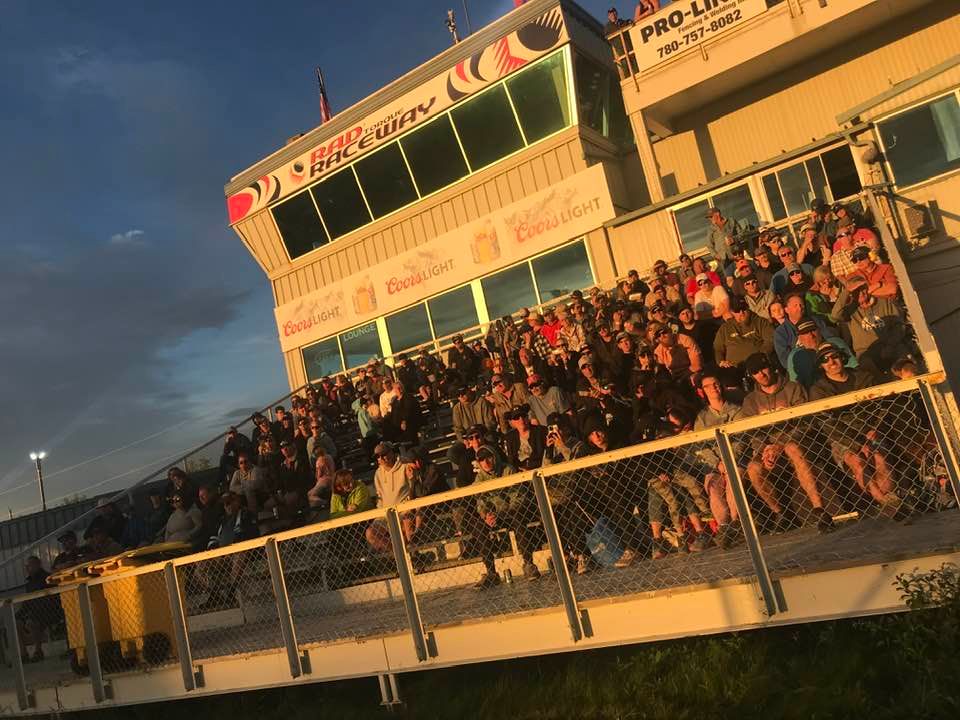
[80,565,960,720]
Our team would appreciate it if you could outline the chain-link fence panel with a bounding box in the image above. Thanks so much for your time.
[401,476,561,628]
[12,587,77,689]
[278,514,411,646]
[90,569,175,675]
[726,384,960,576]
[542,435,760,604]
[177,545,282,661]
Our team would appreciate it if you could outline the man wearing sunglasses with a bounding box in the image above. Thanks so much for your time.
[770,246,813,296]
[809,344,898,509]
[741,353,834,534]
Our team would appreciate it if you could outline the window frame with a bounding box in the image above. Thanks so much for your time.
[876,88,960,191]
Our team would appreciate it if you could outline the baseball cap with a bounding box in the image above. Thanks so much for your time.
[816,342,842,363]
[785,262,803,274]
[745,352,772,375]
[465,424,486,438]
[729,295,749,312]
[578,355,593,369]
[851,246,871,262]
[796,319,818,334]
[615,331,631,342]
[696,272,710,283]
[373,441,395,457]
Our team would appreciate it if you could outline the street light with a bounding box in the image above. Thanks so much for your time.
[29,451,47,512]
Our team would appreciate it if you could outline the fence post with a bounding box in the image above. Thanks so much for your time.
[715,430,783,616]
[264,539,303,679]
[163,562,196,691]
[77,583,107,703]
[917,379,960,505]
[385,508,430,662]
[530,472,585,642]
[2,600,32,710]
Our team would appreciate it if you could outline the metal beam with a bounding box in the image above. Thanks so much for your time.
[385,508,430,662]
[531,472,585,641]
[264,538,303,679]
[163,562,196,691]
[715,430,782,616]
[2,600,31,710]
[77,583,107,703]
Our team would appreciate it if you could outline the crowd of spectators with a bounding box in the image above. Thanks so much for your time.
[26,199,930,601]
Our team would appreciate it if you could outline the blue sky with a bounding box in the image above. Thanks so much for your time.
[0,0,614,516]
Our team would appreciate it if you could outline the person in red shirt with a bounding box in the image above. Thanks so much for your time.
[684,257,722,304]
[847,246,898,299]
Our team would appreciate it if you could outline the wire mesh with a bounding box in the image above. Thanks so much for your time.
[401,476,561,628]
[11,587,76,689]
[542,436,758,604]
[91,570,176,675]
[177,545,282,661]
[726,385,960,576]
[278,514,411,646]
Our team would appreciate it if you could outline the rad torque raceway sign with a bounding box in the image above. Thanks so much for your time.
[628,0,768,73]
[273,164,614,353]
[227,8,568,224]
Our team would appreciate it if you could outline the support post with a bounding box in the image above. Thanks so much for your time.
[385,508,429,661]
[2,600,32,710]
[918,379,960,505]
[77,583,107,703]
[163,562,196,691]
[264,538,303,678]
[715,430,782,616]
[531,472,585,641]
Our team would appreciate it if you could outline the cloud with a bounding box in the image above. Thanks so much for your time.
[109,229,147,247]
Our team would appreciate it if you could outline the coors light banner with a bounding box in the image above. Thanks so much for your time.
[274,164,615,353]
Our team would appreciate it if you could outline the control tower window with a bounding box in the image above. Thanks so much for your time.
[311,167,372,240]
[354,142,419,218]
[386,303,432,353]
[428,285,478,340]
[481,263,537,320]
[302,337,343,380]
[339,321,382,370]
[532,240,592,300]
[507,51,570,145]
[272,191,328,260]
[400,115,469,196]
[451,84,524,171]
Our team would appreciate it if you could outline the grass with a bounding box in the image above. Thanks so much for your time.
[77,565,960,720]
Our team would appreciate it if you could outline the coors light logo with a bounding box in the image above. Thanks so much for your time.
[504,186,602,245]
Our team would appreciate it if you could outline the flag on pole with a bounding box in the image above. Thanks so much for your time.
[316,67,333,124]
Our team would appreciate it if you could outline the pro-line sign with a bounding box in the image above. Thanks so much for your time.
[629,0,769,73]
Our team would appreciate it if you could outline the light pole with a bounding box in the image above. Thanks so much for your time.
[29,451,47,512]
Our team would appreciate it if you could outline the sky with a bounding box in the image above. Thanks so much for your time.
[0,0,614,517]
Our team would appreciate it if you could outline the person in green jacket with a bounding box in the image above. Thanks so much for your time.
[329,469,374,519]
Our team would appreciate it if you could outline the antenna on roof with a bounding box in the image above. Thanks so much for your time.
[445,9,460,45]
[461,1,472,36]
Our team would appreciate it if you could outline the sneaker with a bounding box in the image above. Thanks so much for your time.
[715,524,741,550]
[575,554,591,576]
[522,561,541,581]
[816,508,835,534]
[651,539,672,560]
[688,531,710,553]
[473,572,501,590]
[614,548,637,568]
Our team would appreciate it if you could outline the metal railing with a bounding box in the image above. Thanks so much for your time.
[2,373,958,711]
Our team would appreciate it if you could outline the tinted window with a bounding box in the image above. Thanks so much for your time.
[386,303,432,353]
[428,285,479,339]
[880,94,960,187]
[302,338,342,381]
[713,185,759,232]
[311,168,372,240]
[674,200,710,253]
[482,263,537,320]
[532,241,593,300]
[339,322,381,370]
[400,115,470,196]
[762,173,787,221]
[272,191,328,260]
[507,52,570,144]
[451,85,525,171]
[776,163,810,218]
[353,142,419,218]
[822,146,862,199]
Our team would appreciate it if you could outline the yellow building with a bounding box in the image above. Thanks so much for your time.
[225,0,650,389]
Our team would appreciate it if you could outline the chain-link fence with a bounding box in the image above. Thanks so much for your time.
[278,511,412,646]
[725,382,960,577]
[176,545,282,661]
[8,586,76,690]
[540,434,758,605]
[88,569,176,675]
[399,474,562,629]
